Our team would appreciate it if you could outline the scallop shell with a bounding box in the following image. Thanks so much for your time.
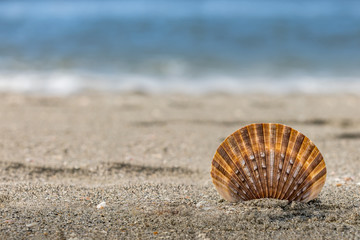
[211,123,326,203]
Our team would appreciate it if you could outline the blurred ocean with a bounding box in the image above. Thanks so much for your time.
[1,0,360,94]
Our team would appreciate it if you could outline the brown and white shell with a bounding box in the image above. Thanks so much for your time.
[211,123,326,203]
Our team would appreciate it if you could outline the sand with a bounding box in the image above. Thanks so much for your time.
[0,92,359,239]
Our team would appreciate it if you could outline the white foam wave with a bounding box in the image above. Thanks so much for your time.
[0,71,360,95]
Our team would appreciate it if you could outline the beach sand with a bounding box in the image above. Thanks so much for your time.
[0,92,359,239]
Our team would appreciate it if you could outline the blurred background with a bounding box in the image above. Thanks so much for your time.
[1,0,360,94]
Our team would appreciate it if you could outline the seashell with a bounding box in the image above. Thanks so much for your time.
[211,123,326,203]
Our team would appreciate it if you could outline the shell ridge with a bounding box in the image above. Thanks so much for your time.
[288,148,321,200]
[220,143,258,199]
[275,126,292,199]
[211,159,247,201]
[263,123,271,197]
[225,144,259,200]
[272,124,283,198]
[285,141,317,198]
[248,124,267,198]
[293,164,326,202]
[212,180,235,201]
[277,128,298,199]
[235,129,262,198]
[298,173,326,202]
[213,150,252,200]
[279,133,305,199]
[256,124,269,197]
[239,127,261,196]
[262,123,272,198]
[282,137,314,199]
[232,130,261,198]
[225,135,261,199]
[216,144,248,187]
[288,152,323,201]
[211,158,234,184]
[268,123,277,197]
[303,176,326,202]
[211,171,245,202]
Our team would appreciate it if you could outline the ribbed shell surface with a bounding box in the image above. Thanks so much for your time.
[211,123,326,203]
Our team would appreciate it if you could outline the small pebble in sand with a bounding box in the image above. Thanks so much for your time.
[336,183,343,187]
[26,222,38,227]
[344,177,353,182]
[25,158,34,163]
[196,201,206,208]
[195,201,212,210]
[96,202,106,209]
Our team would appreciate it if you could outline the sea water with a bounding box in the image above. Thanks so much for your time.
[1,0,360,94]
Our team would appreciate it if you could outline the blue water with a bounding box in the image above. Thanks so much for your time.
[1,0,360,94]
